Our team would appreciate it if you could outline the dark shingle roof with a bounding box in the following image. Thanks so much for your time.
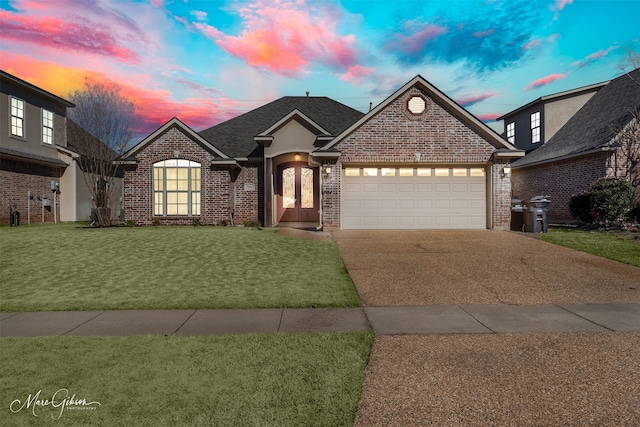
[513,68,640,168]
[198,96,364,158]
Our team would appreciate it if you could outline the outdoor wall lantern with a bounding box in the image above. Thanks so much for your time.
[323,165,332,175]
[501,165,511,178]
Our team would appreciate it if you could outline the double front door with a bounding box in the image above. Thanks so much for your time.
[276,162,319,223]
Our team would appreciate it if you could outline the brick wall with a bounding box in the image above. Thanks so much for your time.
[512,153,611,222]
[335,88,496,164]
[492,162,512,230]
[323,86,505,229]
[231,163,261,225]
[1,159,62,224]
[124,126,232,226]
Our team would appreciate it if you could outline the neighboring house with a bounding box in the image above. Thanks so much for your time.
[1,70,74,224]
[498,81,608,153]
[123,75,523,230]
[63,119,124,223]
[1,70,122,224]
[511,68,640,221]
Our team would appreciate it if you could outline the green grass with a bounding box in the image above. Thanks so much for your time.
[0,224,360,311]
[539,228,640,267]
[0,332,374,426]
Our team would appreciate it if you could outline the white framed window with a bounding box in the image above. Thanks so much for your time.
[42,109,54,145]
[153,159,201,216]
[10,97,24,138]
[531,111,541,143]
[506,122,515,143]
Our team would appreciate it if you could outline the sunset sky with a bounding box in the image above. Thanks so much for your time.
[1,0,638,140]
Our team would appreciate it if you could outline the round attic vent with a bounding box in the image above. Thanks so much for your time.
[407,95,426,114]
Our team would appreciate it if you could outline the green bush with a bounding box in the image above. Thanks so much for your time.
[569,193,594,223]
[589,178,634,228]
[192,218,202,227]
[243,220,260,228]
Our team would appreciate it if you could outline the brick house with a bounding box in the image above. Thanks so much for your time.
[122,75,523,229]
[1,70,74,224]
[511,68,640,221]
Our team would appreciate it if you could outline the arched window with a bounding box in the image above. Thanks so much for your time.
[153,159,201,216]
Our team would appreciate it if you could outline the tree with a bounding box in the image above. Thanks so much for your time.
[68,79,136,226]
[612,50,640,209]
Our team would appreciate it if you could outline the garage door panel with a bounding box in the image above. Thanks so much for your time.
[342,167,486,229]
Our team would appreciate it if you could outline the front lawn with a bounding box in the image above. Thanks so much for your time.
[0,224,360,311]
[539,228,640,267]
[1,332,374,426]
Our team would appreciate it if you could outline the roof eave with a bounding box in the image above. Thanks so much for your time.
[512,146,616,169]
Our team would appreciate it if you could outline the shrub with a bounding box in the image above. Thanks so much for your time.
[125,220,136,227]
[569,193,594,223]
[589,178,634,228]
[219,219,228,227]
[192,218,202,227]
[243,220,260,228]
[152,219,160,227]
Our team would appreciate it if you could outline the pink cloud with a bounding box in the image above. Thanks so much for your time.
[456,92,497,108]
[384,23,447,57]
[525,73,567,91]
[191,0,361,76]
[571,46,619,68]
[553,0,574,11]
[476,113,501,122]
[339,65,375,85]
[0,10,140,63]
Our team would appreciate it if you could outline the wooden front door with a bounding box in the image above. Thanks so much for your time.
[276,162,319,223]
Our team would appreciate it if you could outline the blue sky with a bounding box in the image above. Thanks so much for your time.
[1,0,638,138]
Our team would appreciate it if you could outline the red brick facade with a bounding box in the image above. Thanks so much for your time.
[0,159,62,224]
[124,126,231,226]
[512,153,610,221]
[324,87,513,229]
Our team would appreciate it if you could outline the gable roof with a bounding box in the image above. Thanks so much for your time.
[123,117,231,160]
[199,96,364,158]
[1,70,75,108]
[318,75,521,155]
[513,68,640,168]
[497,80,609,121]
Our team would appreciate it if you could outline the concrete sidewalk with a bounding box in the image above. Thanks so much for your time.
[1,303,639,337]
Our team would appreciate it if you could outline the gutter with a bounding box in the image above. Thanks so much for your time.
[511,146,617,170]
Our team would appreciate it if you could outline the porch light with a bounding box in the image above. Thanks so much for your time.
[294,153,301,161]
[501,165,511,178]
[324,165,332,174]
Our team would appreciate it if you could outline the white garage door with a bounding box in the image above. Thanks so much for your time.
[342,167,486,230]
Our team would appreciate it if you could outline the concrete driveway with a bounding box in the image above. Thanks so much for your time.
[333,229,640,306]
[333,230,640,426]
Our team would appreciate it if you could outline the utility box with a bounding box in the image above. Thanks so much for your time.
[511,198,524,232]
[523,196,551,233]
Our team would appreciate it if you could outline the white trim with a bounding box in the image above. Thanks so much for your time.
[511,147,616,169]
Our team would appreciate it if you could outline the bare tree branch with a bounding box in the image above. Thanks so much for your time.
[68,79,136,226]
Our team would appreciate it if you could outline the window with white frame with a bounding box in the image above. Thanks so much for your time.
[10,97,24,138]
[531,111,541,143]
[153,159,201,216]
[506,122,515,143]
[42,109,54,145]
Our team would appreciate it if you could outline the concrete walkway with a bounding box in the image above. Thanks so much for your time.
[2,303,639,337]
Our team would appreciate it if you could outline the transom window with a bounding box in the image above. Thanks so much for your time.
[11,97,24,138]
[506,122,515,143]
[531,111,541,143]
[42,109,54,145]
[153,159,201,216]
[344,167,485,177]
